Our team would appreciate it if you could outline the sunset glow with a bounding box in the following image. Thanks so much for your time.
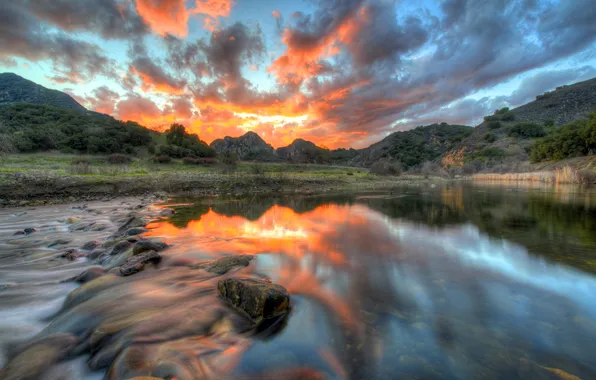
[2,0,595,148]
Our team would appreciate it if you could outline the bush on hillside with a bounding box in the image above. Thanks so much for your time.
[107,153,132,164]
[500,111,515,121]
[484,132,496,143]
[531,110,596,162]
[182,157,218,165]
[369,160,402,176]
[488,121,502,130]
[507,122,545,139]
[153,155,172,164]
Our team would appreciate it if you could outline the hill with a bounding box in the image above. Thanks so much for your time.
[347,123,472,169]
[443,77,596,168]
[210,131,279,161]
[0,73,87,113]
[276,139,330,164]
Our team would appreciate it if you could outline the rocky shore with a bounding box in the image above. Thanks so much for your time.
[0,197,291,380]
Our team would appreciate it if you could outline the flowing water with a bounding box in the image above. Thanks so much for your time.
[1,184,596,379]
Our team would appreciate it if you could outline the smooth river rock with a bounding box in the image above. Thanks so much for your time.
[218,278,290,323]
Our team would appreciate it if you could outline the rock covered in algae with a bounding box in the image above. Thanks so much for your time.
[132,239,168,255]
[193,254,253,275]
[218,278,290,323]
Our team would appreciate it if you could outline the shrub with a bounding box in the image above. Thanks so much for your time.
[369,160,402,176]
[183,157,199,165]
[108,153,132,164]
[69,161,93,175]
[420,161,446,178]
[484,132,496,143]
[531,110,596,162]
[488,121,502,130]
[495,107,510,115]
[500,111,515,121]
[250,163,265,175]
[153,155,172,164]
[221,151,238,166]
[507,122,545,138]
[484,115,500,122]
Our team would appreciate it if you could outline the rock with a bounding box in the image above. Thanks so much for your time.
[518,358,582,380]
[74,267,106,283]
[48,239,72,247]
[132,240,168,255]
[193,255,253,275]
[60,249,87,261]
[88,248,107,261]
[107,267,123,276]
[63,274,125,310]
[159,208,175,217]
[24,228,37,234]
[13,231,25,236]
[110,241,133,256]
[218,278,290,323]
[125,227,147,236]
[81,240,101,251]
[65,217,80,224]
[0,333,78,380]
[120,250,162,276]
[118,216,146,232]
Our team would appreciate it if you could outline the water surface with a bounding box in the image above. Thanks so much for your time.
[2,184,596,379]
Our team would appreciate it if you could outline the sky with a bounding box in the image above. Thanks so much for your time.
[1,0,596,149]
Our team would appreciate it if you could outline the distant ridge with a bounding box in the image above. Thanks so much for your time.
[210,131,279,161]
[0,73,87,113]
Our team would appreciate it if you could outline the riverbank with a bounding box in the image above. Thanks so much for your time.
[0,153,434,206]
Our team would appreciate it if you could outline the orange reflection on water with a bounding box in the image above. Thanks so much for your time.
[146,204,369,266]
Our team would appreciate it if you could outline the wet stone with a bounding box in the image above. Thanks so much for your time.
[12,231,25,236]
[132,240,168,255]
[159,208,175,217]
[0,333,78,380]
[118,216,146,232]
[120,250,162,276]
[48,239,72,247]
[82,240,101,251]
[110,241,133,256]
[193,255,253,275]
[218,278,291,323]
[75,267,106,283]
[126,227,147,236]
[23,227,37,234]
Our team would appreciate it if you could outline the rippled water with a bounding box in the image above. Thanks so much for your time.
[2,184,596,379]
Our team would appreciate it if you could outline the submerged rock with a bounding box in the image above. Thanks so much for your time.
[132,240,168,255]
[125,227,147,236]
[82,240,101,251]
[48,239,72,247]
[159,208,175,217]
[193,255,253,275]
[218,278,290,323]
[120,250,162,276]
[118,216,146,232]
[109,241,133,256]
[74,267,106,283]
[0,333,78,380]
[23,227,37,234]
[12,231,25,236]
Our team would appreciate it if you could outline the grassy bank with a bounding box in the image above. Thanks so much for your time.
[0,153,429,205]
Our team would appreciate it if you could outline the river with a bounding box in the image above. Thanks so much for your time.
[1,183,596,379]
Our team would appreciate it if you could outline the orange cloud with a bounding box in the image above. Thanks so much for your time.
[272,10,280,19]
[130,66,186,95]
[135,0,189,37]
[193,0,233,18]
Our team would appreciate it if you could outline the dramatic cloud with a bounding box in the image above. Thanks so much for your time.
[134,0,189,37]
[2,0,596,148]
[0,2,115,83]
[28,0,149,39]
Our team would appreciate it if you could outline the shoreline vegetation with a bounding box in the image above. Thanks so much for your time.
[1,153,594,207]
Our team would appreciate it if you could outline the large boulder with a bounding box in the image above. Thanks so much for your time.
[218,278,290,323]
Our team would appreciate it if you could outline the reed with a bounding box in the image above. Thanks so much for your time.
[472,165,596,185]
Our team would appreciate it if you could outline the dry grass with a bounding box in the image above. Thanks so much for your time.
[472,165,596,185]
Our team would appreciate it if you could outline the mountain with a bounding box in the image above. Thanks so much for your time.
[442,77,596,168]
[210,131,279,161]
[345,123,472,168]
[276,139,330,164]
[0,73,87,113]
